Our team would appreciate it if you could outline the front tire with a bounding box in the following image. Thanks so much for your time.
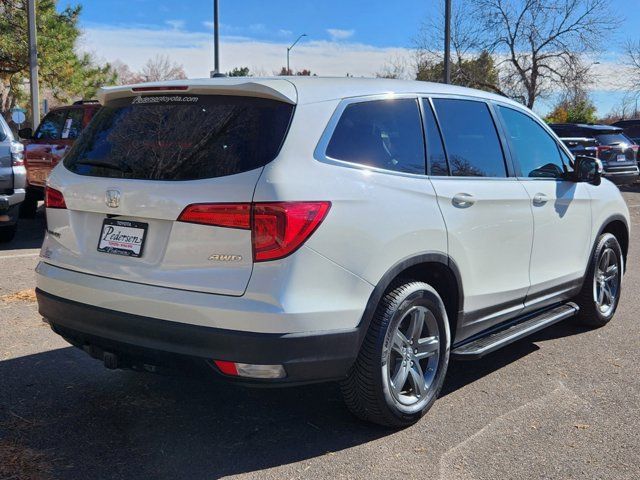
[341,281,450,428]
[574,233,623,328]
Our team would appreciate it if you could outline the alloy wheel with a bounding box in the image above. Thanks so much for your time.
[385,306,440,407]
[593,247,619,317]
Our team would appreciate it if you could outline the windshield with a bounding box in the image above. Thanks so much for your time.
[64,94,294,180]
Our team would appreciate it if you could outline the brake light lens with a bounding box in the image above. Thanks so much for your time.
[631,145,639,153]
[253,202,331,262]
[178,203,250,229]
[45,186,67,209]
[131,86,189,92]
[10,142,24,166]
[595,145,612,158]
[177,201,331,262]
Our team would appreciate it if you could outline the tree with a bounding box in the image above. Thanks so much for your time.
[545,94,597,124]
[0,1,115,114]
[277,67,313,76]
[227,66,250,77]
[414,2,502,94]
[139,55,187,82]
[474,0,616,108]
[416,50,500,91]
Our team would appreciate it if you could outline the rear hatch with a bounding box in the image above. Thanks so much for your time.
[43,83,295,296]
[593,131,638,169]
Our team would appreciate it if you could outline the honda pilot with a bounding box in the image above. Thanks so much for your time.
[36,78,630,427]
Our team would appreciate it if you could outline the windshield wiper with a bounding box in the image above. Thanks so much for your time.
[73,160,130,172]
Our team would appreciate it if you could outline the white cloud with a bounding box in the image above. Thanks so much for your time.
[165,19,185,30]
[80,24,412,78]
[327,28,355,41]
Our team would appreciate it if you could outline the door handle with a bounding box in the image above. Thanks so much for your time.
[452,193,476,208]
[532,193,548,206]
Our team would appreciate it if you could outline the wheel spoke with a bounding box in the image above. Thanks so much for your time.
[391,362,410,395]
[408,362,427,396]
[392,330,408,354]
[597,285,605,305]
[602,284,613,304]
[414,336,439,360]
[408,308,425,343]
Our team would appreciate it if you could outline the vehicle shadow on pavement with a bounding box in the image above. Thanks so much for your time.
[442,320,587,397]
[0,347,387,480]
[0,321,589,480]
[0,205,45,251]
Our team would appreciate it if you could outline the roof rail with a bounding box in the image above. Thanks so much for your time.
[73,100,100,105]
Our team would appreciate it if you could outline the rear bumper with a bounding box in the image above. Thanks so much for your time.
[37,288,361,385]
[603,166,639,185]
[0,192,22,226]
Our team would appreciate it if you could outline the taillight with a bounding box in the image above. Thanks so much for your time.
[631,145,639,153]
[45,186,67,209]
[595,145,612,158]
[177,201,331,262]
[10,142,24,166]
[178,203,250,229]
[252,202,331,262]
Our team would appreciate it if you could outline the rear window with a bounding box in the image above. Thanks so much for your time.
[595,133,632,145]
[64,95,294,180]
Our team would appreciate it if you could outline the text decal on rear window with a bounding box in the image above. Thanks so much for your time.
[131,95,199,105]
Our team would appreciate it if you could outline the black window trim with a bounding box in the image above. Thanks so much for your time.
[426,94,517,180]
[314,94,428,178]
[492,101,574,181]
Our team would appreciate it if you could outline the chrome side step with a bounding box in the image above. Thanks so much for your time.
[452,302,579,360]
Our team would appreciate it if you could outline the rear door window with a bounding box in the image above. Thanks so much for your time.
[64,95,294,180]
[421,99,448,175]
[35,109,67,140]
[432,98,507,177]
[325,98,426,175]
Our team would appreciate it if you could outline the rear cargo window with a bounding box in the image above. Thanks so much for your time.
[64,95,294,180]
[595,133,632,145]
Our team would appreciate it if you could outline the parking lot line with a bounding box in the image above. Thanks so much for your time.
[0,252,40,260]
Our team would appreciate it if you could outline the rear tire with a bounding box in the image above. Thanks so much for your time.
[341,281,450,428]
[0,223,17,243]
[19,190,38,219]
[574,233,623,328]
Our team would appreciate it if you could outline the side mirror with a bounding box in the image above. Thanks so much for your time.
[18,127,33,140]
[572,155,603,186]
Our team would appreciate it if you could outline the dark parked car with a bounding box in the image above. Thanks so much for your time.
[549,123,639,185]
[18,100,101,217]
[611,119,640,145]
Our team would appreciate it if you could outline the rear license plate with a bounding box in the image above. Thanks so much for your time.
[97,219,148,257]
[617,154,626,162]
[28,169,48,186]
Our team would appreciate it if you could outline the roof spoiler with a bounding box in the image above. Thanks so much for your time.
[98,79,297,105]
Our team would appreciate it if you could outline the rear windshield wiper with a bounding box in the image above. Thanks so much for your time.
[73,160,130,172]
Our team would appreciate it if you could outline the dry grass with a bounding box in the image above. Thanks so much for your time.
[0,439,54,480]
[1,289,36,303]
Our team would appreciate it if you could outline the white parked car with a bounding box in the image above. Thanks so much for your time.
[0,115,26,242]
[36,78,629,427]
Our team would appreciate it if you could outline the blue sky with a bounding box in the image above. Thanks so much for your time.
[64,0,640,115]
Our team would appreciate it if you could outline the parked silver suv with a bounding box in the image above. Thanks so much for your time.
[36,78,629,427]
[0,116,26,242]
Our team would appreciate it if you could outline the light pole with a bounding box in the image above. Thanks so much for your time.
[211,0,221,77]
[27,0,40,129]
[287,34,307,75]
[444,0,451,84]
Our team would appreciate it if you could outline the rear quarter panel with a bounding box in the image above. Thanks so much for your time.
[253,100,448,287]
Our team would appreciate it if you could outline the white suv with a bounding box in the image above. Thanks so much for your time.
[36,78,629,427]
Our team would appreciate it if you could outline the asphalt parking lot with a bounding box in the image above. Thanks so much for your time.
[1,192,639,480]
